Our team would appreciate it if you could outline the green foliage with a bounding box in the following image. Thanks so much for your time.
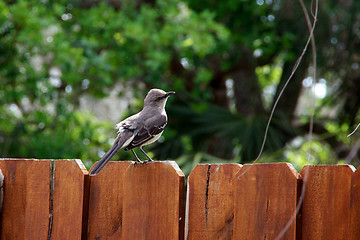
[285,140,336,171]
[1,0,360,173]
[0,0,230,169]
[0,105,113,168]
[161,95,297,165]
[256,64,282,89]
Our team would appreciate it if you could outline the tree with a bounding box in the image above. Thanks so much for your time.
[1,0,360,172]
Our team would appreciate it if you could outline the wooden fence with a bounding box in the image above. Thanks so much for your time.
[0,158,359,239]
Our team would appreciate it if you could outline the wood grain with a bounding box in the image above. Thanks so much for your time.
[0,168,3,217]
[351,165,360,240]
[185,164,242,240]
[87,161,132,239]
[51,159,86,239]
[233,163,301,240]
[1,159,359,240]
[0,159,50,240]
[122,161,185,240]
[300,165,355,240]
[0,159,86,240]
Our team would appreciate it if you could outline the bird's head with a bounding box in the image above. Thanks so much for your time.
[143,89,175,109]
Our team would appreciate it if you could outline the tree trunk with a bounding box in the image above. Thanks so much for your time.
[232,65,265,116]
[209,73,229,109]
[273,55,309,120]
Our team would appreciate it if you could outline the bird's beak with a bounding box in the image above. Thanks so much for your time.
[166,91,175,97]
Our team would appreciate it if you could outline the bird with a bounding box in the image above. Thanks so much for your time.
[90,89,175,175]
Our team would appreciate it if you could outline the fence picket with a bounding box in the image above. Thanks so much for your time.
[233,163,301,240]
[87,161,131,239]
[0,168,3,216]
[2,159,360,239]
[121,161,185,240]
[185,164,242,240]
[300,165,355,240]
[0,159,85,240]
[0,159,50,239]
[351,166,360,240]
[51,159,86,239]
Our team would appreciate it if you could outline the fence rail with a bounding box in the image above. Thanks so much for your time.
[0,158,359,239]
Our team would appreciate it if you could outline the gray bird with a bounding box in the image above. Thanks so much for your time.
[90,89,175,175]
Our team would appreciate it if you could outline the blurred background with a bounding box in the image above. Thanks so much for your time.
[1,0,360,175]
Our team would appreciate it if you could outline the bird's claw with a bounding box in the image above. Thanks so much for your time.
[133,160,143,165]
[144,159,154,164]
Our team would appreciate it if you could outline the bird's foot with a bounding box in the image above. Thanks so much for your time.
[143,159,154,164]
[133,159,143,164]
[131,149,143,164]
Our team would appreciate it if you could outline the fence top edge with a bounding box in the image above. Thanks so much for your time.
[0,158,89,175]
[0,158,38,161]
[73,159,88,174]
[242,162,293,166]
[300,164,356,176]
[238,162,300,179]
[125,160,185,177]
[0,158,83,161]
[194,163,242,167]
[301,164,356,170]
[188,163,242,177]
[162,160,185,176]
[89,161,131,177]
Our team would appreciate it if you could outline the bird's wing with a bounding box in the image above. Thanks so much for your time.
[124,114,167,150]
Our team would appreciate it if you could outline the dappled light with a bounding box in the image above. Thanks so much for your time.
[0,0,359,174]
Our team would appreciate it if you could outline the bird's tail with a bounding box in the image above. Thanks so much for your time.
[90,130,133,175]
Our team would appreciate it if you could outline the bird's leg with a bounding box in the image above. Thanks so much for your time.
[131,149,143,164]
[139,146,154,163]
